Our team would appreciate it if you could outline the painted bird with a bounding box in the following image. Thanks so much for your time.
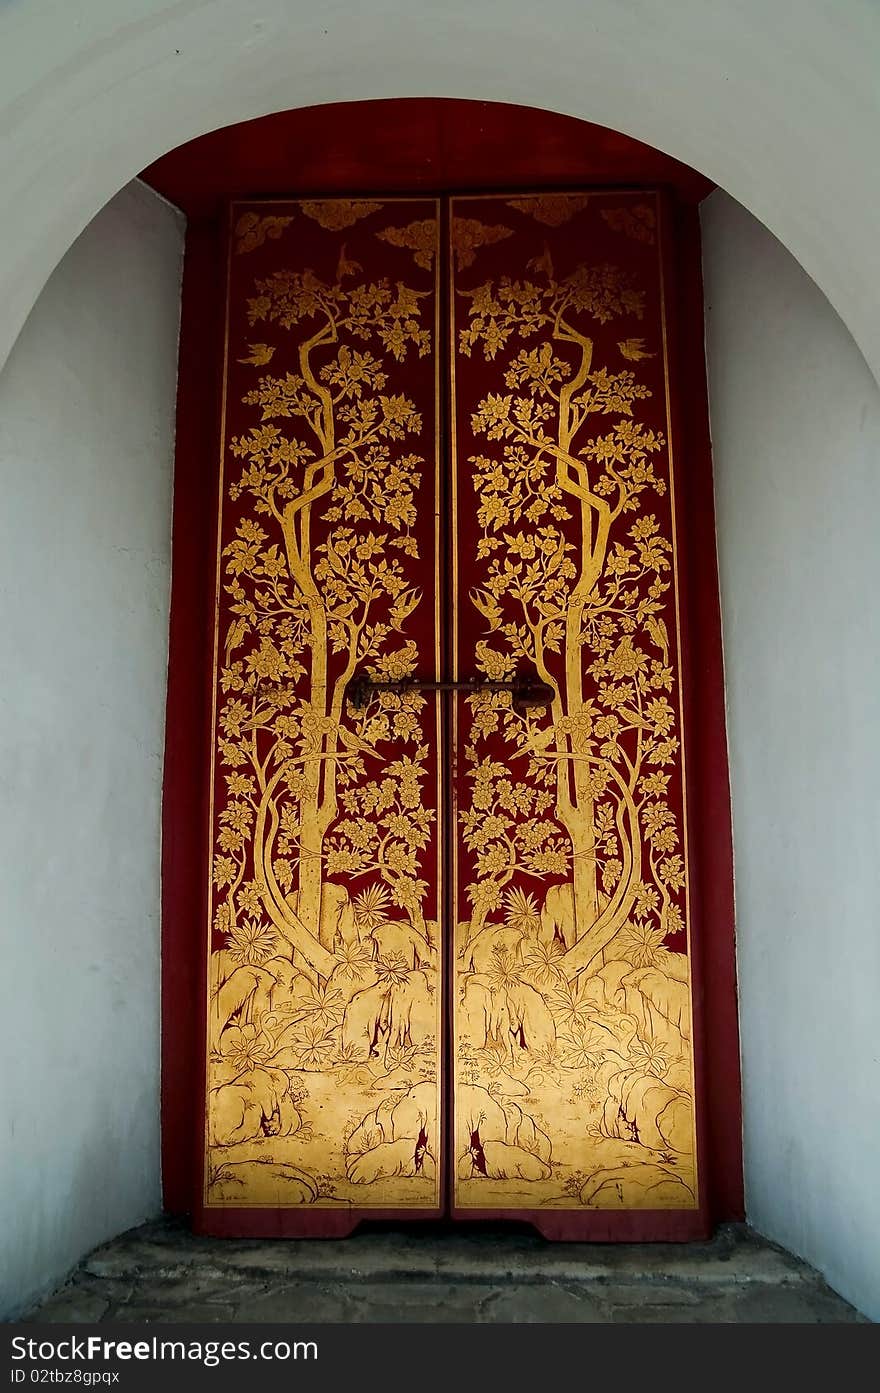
[527,243,555,281]
[237,342,276,367]
[645,614,670,663]
[617,337,655,362]
[336,243,362,280]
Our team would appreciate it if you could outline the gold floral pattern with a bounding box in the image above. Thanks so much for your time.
[206,201,442,1211]
[205,192,700,1221]
[451,192,697,1212]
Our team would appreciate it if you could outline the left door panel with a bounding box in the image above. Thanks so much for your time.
[202,199,443,1224]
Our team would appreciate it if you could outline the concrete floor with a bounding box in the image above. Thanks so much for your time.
[23,1219,866,1324]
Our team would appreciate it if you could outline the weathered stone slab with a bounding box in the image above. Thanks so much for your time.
[109,1303,237,1324]
[480,1284,606,1323]
[24,1218,866,1325]
[25,1290,110,1323]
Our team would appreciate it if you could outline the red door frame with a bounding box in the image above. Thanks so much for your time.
[153,99,743,1231]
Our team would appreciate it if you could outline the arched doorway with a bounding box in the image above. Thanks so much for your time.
[156,100,741,1239]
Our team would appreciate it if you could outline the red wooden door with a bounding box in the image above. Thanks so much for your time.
[449,194,701,1229]
[187,190,728,1238]
[204,199,445,1224]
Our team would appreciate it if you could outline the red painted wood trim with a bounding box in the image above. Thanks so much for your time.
[663,200,745,1221]
[204,1208,709,1242]
[451,1210,709,1242]
[142,99,713,219]
[197,1208,445,1239]
[160,217,226,1214]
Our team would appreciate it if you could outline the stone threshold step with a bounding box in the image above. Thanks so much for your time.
[82,1222,817,1291]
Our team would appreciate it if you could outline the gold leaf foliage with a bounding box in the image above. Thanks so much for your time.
[207,222,442,1212]
[507,194,590,227]
[451,197,697,1214]
[299,199,383,230]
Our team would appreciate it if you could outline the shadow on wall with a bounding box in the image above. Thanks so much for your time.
[0,180,183,1319]
[702,189,880,1324]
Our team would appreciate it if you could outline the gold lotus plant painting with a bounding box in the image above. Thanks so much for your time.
[203,191,700,1228]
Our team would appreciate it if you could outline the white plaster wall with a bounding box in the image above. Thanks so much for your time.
[702,191,880,1322]
[0,180,183,1319]
[0,2,878,385]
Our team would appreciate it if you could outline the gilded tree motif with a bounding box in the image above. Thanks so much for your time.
[451,194,697,1211]
[221,258,433,965]
[206,201,442,1210]
[203,193,701,1219]
[457,245,673,960]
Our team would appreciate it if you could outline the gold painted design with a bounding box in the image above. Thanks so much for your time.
[617,337,656,362]
[451,218,513,270]
[377,215,508,275]
[377,220,438,269]
[507,194,590,226]
[451,194,698,1210]
[206,202,442,1209]
[237,343,276,367]
[299,199,383,230]
[208,192,701,1218]
[601,204,656,244]
[234,213,294,255]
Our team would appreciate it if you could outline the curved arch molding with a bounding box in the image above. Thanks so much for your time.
[0,1,878,382]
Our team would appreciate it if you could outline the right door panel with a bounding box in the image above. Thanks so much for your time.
[449,191,700,1223]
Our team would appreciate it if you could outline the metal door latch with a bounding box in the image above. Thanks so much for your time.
[345,672,555,713]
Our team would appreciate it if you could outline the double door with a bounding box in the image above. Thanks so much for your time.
[203,190,703,1234]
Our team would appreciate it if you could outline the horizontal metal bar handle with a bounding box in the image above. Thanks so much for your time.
[345,673,555,711]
